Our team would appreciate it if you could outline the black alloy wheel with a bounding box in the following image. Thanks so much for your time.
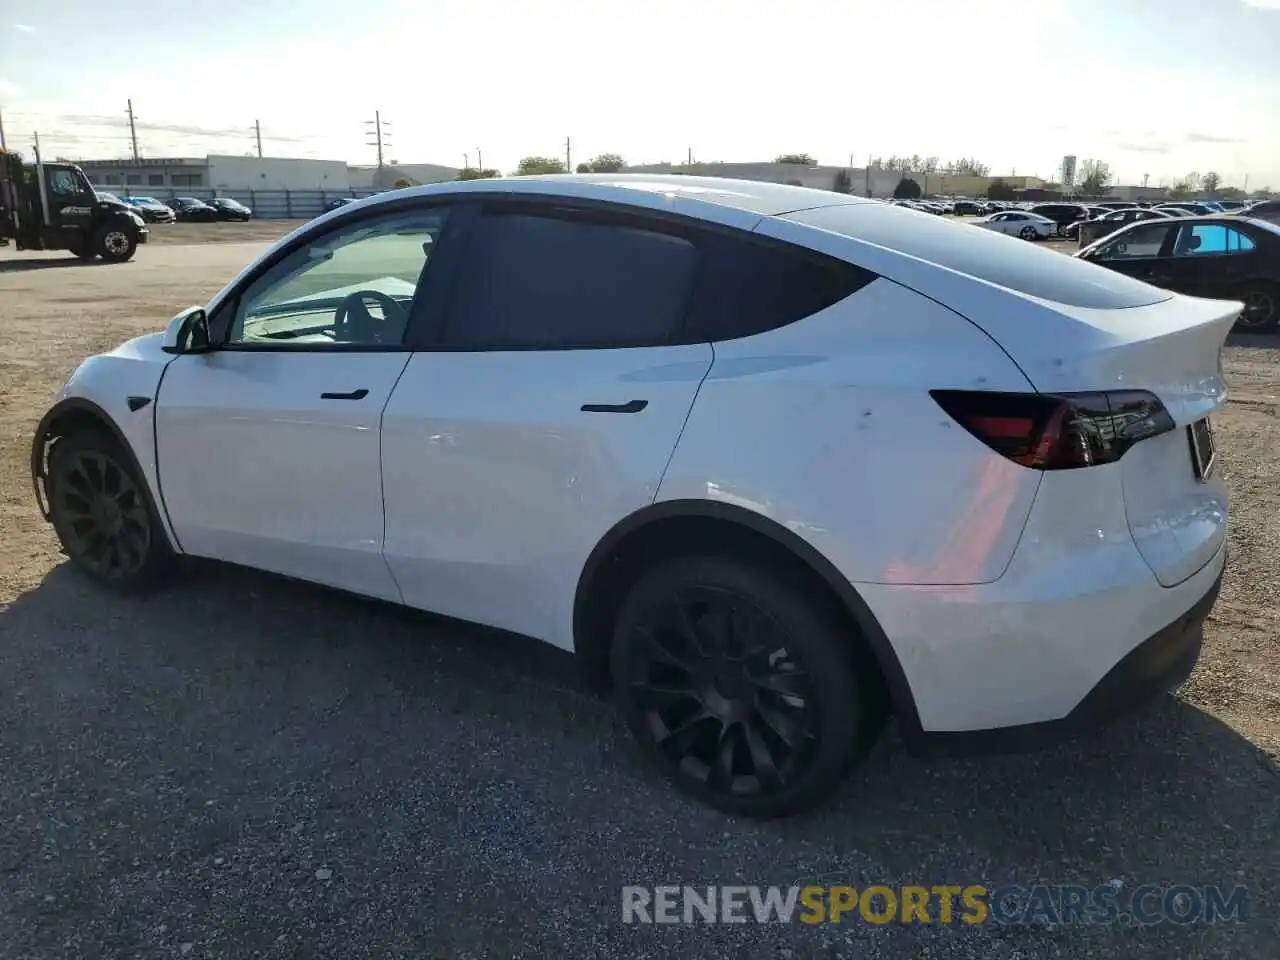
[1235,283,1278,332]
[47,432,172,590]
[612,556,880,817]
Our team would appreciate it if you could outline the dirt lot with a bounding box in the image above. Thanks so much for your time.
[0,222,1277,959]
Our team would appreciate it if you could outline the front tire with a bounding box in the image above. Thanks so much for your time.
[95,225,137,262]
[47,430,173,591]
[610,555,882,818]
[1019,225,1038,241]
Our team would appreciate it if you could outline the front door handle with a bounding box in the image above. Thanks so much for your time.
[581,399,648,414]
[320,388,369,400]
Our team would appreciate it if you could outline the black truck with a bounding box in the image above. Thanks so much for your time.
[0,149,148,261]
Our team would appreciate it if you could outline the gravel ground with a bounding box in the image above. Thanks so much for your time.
[0,225,1277,959]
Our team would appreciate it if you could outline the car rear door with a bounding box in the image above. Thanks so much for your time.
[379,199,714,646]
[154,202,453,600]
[1165,221,1259,299]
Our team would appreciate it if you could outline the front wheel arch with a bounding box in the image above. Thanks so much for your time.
[572,500,923,744]
[31,399,176,550]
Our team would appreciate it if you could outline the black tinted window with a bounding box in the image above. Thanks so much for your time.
[687,234,874,342]
[444,211,698,348]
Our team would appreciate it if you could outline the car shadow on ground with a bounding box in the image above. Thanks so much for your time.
[0,257,113,273]
[0,560,1274,957]
[1226,331,1280,349]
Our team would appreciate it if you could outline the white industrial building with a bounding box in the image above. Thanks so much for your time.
[79,155,457,193]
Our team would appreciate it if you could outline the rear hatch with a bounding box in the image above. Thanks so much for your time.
[765,204,1237,587]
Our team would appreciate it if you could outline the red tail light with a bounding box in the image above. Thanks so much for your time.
[930,389,1176,470]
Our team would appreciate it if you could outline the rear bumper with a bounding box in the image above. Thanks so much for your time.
[911,559,1223,757]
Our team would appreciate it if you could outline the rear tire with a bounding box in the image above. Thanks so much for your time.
[1234,282,1278,332]
[47,430,174,592]
[95,224,137,262]
[1019,225,1038,241]
[610,554,883,818]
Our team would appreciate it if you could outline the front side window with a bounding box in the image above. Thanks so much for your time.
[225,206,449,347]
[1174,223,1255,256]
[49,169,81,196]
[1096,223,1173,260]
[442,209,698,349]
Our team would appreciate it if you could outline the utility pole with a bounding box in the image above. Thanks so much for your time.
[127,99,140,161]
[32,130,40,160]
[254,120,263,159]
[865,154,871,197]
[565,136,571,173]
[476,148,482,172]
[687,146,693,166]
[364,111,391,169]
[464,153,469,171]
[0,105,7,151]
[1142,173,1149,188]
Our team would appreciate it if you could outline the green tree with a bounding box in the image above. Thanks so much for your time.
[1251,187,1273,200]
[516,156,567,176]
[832,169,853,194]
[1170,172,1199,200]
[987,178,1016,201]
[456,168,499,180]
[774,153,815,165]
[893,176,922,199]
[1077,159,1111,196]
[578,153,625,173]
[951,157,991,177]
[1200,171,1222,198]
[392,178,416,189]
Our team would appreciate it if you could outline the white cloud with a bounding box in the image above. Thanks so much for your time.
[13,23,36,32]
[1240,0,1280,8]
[0,79,21,98]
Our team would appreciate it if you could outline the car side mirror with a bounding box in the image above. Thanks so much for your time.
[161,306,213,355]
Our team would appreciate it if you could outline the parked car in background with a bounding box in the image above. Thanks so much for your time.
[972,210,1057,240]
[1216,199,1248,211]
[96,191,122,204]
[1157,202,1214,217]
[1077,215,1280,330]
[1238,200,1280,226]
[1067,206,1171,241]
[30,175,1232,817]
[951,200,983,215]
[122,196,177,223]
[325,197,359,212]
[1092,201,1137,212]
[1028,203,1091,235]
[169,198,219,222]
[210,198,253,222]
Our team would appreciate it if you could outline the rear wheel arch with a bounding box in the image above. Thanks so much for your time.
[572,499,923,739]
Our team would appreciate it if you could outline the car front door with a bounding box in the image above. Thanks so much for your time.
[1081,221,1178,286]
[379,200,716,645]
[153,202,453,600]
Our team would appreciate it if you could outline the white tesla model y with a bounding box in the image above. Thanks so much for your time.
[32,176,1232,817]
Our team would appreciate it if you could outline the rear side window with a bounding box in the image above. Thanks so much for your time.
[1097,223,1174,260]
[687,234,875,342]
[785,203,1173,309]
[444,210,698,348]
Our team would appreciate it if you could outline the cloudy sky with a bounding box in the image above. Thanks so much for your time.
[2,0,1278,188]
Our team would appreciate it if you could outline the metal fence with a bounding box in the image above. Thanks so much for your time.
[105,188,388,220]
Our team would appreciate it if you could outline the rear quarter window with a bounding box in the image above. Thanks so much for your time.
[784,203,1172,309]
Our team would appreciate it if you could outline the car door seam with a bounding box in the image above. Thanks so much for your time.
[150,358,186,553]
[652,341,716,504]
[376,354,415,602]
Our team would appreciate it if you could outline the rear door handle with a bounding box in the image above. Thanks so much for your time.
[581,399,648,414]
[320,388,369,400]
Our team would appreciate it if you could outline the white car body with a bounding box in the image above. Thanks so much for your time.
[972,210,1058,240]
[34,175,1231,757]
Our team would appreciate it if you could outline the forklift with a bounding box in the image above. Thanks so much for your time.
[0,148,148,261]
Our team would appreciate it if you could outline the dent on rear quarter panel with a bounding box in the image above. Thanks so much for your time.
[656,279,1043,586]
